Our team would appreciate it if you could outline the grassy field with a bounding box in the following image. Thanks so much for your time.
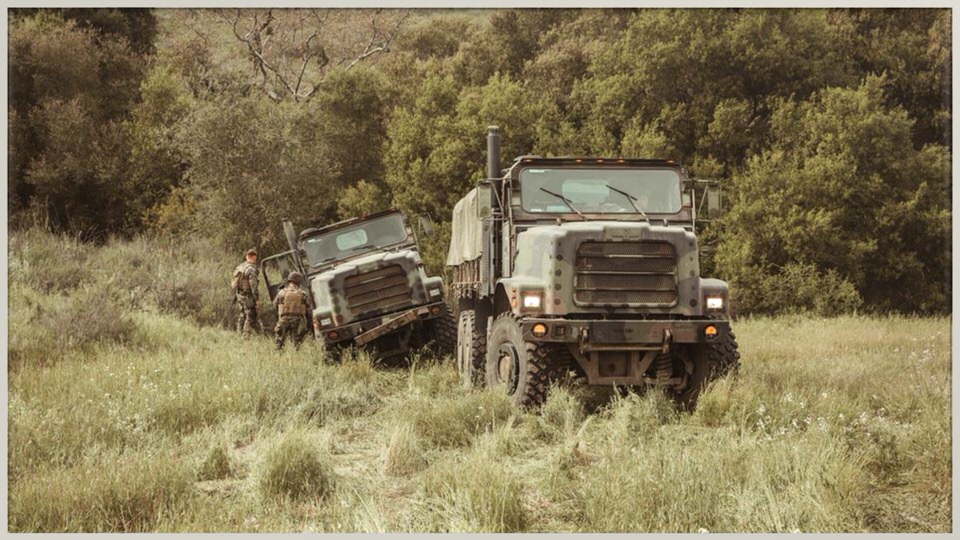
[8,302,950,532]
[7,229,951,533]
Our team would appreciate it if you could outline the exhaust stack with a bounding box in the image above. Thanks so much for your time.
[486,125,501,179]
[282,219,298,253]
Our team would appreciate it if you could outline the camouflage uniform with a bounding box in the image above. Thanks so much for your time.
[273,272,310,350]
[233,253,262,335]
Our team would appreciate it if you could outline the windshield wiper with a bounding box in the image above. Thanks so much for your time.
[539,187,585,218]
[605,184,651,224]
[349,243,377,252]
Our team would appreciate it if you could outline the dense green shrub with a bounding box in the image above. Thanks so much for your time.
[731,262,863,317]
[9,229,239,330]
[8,228,93,292]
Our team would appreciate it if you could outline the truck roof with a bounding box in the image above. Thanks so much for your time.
[301,209,404,239]
[508,155,682,169]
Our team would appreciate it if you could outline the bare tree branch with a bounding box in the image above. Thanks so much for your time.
[218,9,410,102]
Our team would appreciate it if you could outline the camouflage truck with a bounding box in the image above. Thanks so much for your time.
[261,209,455,361]
[447,127,740,408]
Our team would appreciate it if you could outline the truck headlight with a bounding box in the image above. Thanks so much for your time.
[429,288,441,298]
[705,296,724,310]
[522,294,542,309]
[320,317,333,327]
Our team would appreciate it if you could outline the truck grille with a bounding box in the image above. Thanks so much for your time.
[575,241,678,306]
[344,265,412,316]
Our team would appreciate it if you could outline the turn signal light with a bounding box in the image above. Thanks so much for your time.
[430,305,442,315]
[327,330,339,340]
[532,323,548,337]
[704,325,718,339]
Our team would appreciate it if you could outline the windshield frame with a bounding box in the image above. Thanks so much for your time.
[300,212,411,268]
[517,165,684,217]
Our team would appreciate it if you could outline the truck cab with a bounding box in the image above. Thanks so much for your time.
[263,209,455,361]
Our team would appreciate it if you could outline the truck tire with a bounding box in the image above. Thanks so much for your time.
[484,313,557,408]
[708,329,740,379]
[324,343,345,363]
[457,310,486,387]
[433,307,457,358]
[419,306,457,359]
[675,329,740,410]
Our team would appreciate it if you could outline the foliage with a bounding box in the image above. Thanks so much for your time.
[8,229,238,339]
[382,422,428,476]
[7,8,951,314]
[8,13,148,237]
[717,76,950,314]
[337,180,389,219]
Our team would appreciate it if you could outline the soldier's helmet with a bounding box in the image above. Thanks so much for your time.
[287,271,303,285]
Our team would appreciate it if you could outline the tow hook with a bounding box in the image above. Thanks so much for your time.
[661,328,673,353]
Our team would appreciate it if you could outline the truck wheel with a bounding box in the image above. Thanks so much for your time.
[484,313,554,408]
[423,306,457,359]
[457,310,486,388]
[324,343,345,363]
[673,347,710,411]
[675,330,740,410]
[708,329,741,379]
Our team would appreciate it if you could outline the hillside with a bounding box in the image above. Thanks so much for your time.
[8,232,950,532]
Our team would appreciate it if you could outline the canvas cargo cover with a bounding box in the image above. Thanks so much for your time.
[446,187,485,266]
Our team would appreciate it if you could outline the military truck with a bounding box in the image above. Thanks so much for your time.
[447,127,739,408]
[261,209,455,361]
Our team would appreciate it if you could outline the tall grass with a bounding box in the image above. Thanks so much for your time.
[8,230,951,532]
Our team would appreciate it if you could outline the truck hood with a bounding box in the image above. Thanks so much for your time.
[505,220,720,317]
[309,249,443,325]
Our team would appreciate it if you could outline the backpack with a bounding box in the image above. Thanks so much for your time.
[232,263,251,293]
[279,285,307,316]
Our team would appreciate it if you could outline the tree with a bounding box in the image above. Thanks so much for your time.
[10,8,157,54]
[337,180,389,219]
[716,76,950,314]
[571,9,856,163]
[174,96,341,251]
[826,9,951,148]
[213,8,409,102]
[8,13,147,236]
[126,64,193,230]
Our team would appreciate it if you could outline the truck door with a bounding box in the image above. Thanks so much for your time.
[260,251,297,302]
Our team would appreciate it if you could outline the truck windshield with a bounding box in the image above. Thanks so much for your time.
[301,213,408,266]
[519,167,682,214]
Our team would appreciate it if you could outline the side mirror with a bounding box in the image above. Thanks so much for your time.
[706,185,722,219]
[476,182,493,219]
[418,214,435,237]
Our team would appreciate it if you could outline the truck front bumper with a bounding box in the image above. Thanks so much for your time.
[520,318,731,349]
[521,317,732,386]
[319,301,446,345]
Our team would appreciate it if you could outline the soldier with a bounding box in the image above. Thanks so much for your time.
[273,271,310,350]
[232,248,261,335]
